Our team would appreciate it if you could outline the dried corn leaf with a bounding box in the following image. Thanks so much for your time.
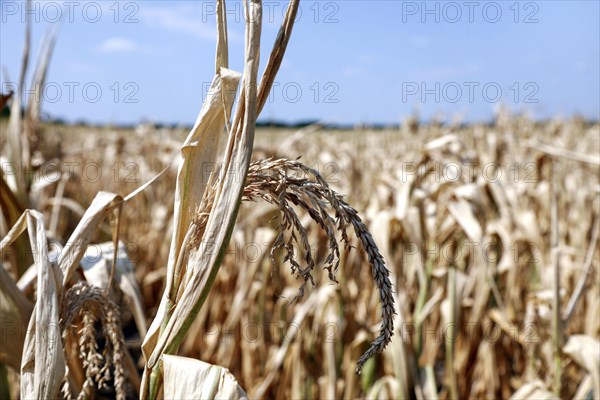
[164,67,241,287]
[57,191,123,285]
[80,241,147,338]
[0,210,64,398]
[5,6,30,204]
[510,380,556,400]
[563,335,600,399]
[447,198,482,242]
[26,24,59,124]
[0,265,32,369]
[163,355,247,399]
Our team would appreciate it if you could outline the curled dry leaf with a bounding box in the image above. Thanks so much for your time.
[162,355,247,399]
[0,210,64,399]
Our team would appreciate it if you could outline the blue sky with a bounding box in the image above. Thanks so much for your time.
[1,0,599,125]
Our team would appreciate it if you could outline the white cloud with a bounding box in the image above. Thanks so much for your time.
[139,5,216,40]
[97,38,137,54]
[407,64,481,80]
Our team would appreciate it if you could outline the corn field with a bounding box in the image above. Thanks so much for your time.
[1,0,599,399]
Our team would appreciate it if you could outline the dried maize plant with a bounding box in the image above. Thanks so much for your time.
[1,1,60,288]
[3,0,59,209]
[1,8,597,398]
[139,0,394,398]
[0,190,150,398]
[2,25,159,392]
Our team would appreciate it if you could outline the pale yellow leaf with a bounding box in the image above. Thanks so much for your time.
[162,355,247,399]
